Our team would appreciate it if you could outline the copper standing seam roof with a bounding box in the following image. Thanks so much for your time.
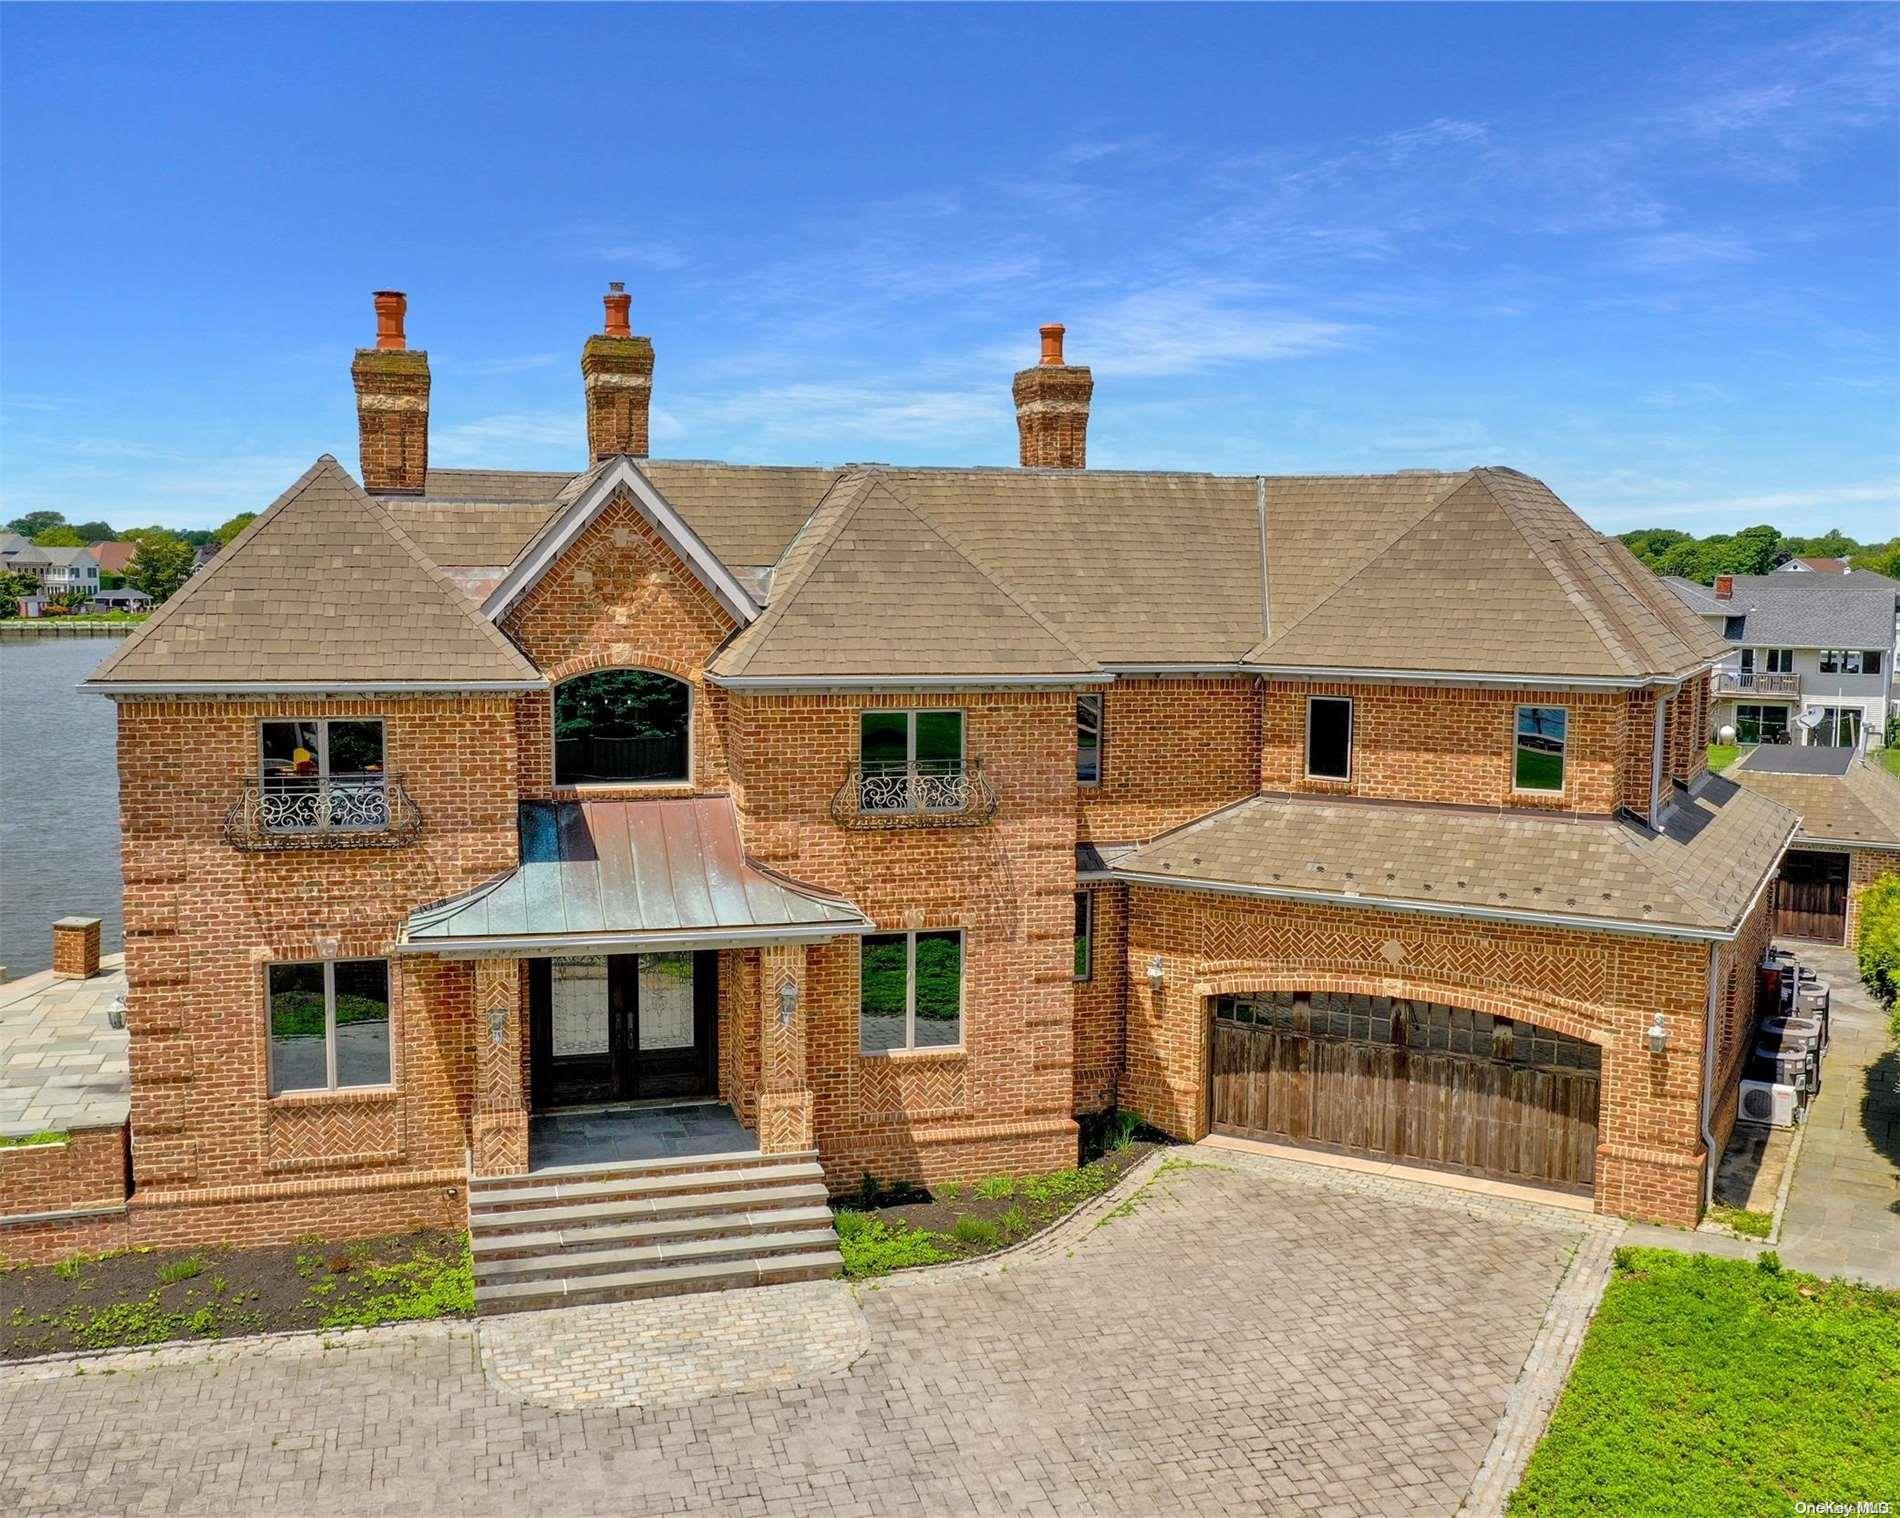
[400,796,871,954]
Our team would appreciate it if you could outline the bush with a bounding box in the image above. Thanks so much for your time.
[1854,873,1900,1024]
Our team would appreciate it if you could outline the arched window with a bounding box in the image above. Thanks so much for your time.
[553,670,691,786]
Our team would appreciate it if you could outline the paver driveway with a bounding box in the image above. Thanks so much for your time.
[1,1152,1596,1517]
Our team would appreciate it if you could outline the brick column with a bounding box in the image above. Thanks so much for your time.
[756,944,814,1155]
[471,958,529,1177]
[52,917,102,980]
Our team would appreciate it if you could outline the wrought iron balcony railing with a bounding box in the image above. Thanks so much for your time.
[831,758,999,830]
[1714,670,1800,696]
[225,774,424,851]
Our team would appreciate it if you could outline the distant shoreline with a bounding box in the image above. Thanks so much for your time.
[0,621,141,638]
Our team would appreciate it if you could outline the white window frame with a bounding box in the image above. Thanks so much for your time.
[1304,695,1354,781]
[549,668,696,790]
[1512,704,1569,795]
[859,929,965,1055]
[1073,891,1093,982]
[266,957,394,1096]
[1076,693,1104,786]
[1819,650,1866,675]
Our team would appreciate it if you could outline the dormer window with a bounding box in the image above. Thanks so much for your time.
[260,719,387,832]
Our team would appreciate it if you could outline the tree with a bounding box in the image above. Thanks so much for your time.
[32,524,86,547]
[214,512,256,547]
[0,569,39,617]
[1854,873,1900,1026]
[1850,541,1900,578]
[69,520,117,544]
[6,510,65,539]
[125,531,197,604]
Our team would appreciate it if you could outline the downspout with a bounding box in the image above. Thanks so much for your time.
[1650,692,1668,822]
[1701,940,1722,1209]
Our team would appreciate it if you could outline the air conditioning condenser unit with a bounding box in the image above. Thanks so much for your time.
[1738,1078,1798,1128]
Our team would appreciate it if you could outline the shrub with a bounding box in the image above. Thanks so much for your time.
[833,1210,949,1278]
[1854,873,1900,1022]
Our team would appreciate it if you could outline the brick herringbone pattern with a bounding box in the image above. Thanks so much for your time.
[859,1057,967,1120]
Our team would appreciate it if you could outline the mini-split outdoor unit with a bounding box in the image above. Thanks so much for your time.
[1738,1079,1799,1128]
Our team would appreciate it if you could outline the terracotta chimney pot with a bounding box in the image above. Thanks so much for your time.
[1039,323,1066,366]
[372,290,408,351]
[603,281,633,339]
[1013,323,1092,469]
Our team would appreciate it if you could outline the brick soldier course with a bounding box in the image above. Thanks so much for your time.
[5,284,1807,1263]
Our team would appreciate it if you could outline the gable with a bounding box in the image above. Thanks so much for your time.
[86,456,545,692]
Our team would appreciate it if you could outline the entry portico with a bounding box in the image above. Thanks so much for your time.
[399,795,870,1175]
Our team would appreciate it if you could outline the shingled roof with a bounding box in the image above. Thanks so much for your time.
[87,457,544,692]
[1730,750,1900,851]
[1100,775,1797,939]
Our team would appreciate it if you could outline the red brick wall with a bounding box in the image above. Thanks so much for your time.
[731,689,1079,1186]
[1074,883,1127,1114]
[1709,885,1774,1160]
[1076,678,1260,844]
[1121,883,1715,1225]
[113,695,518,1236]
[0,1125,127,1220]
[1260,681,1631,814]
[501,490,736,801]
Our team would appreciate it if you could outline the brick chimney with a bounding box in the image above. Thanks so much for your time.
[351,291,430,494]
[581,282,655,462]
[1714,574,1733,601]
[1012,323,1093,469]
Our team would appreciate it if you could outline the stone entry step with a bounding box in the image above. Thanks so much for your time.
[469,1149,840,1316]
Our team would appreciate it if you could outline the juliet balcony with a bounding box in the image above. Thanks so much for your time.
[225,774,424,851]
[1713,670,1800,698]
[831,759,999,830]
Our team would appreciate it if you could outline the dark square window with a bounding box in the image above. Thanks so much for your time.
[1305,697,1353,780]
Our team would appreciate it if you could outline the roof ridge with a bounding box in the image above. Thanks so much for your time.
[874,475,1100,672]
[1245,472,1481,655]
[714,471,882,678]
[89,456,334,683]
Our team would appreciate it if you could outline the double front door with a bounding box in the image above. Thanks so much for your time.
[529,951,717,1107]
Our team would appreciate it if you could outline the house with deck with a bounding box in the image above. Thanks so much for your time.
[0,289,1803,1303]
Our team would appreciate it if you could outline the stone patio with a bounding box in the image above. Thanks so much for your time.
[528,1100,756,1170]
[0,955,128,1137]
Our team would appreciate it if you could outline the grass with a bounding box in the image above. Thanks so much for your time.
[0,1130,66,1149]
[1878,746,1900,778]
[1708,1204,1774,1240]
[155,1254,207,1285]
[308,1238,472,1329]
[1508,1248,1900,1517]
[1706,743,1741,773]
[950,1215,999,1247]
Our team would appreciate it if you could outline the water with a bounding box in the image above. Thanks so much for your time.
[0,636,124,976]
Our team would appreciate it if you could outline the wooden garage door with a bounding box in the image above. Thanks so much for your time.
[1773,850,1849,944]
[1210,993,1601,1194]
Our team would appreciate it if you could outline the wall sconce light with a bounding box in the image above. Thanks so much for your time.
[1647,1013,1667,1055]
[778,980,799,1030]
[1146,954,1165,992]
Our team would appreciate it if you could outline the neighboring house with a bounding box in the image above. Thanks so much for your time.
[1777,556,1852,574]
[34,546,102,600]
[84,587,153,613]
[0,532,52,581]
[1665,572,1899,750]
[88,540,141,578]
[1728,745,1900,947]
[2,288,1800,1280]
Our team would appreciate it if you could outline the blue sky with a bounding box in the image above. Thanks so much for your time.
[2,3,1896,538]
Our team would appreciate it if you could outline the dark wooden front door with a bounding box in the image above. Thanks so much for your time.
[529,951,718,1108]
[1210,994,1601,1195]
[1774,850,1849,944]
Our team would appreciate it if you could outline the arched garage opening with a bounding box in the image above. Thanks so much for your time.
[553,669,691,787]
[1210,992,1601,1195]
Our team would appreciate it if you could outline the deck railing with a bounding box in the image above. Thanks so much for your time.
[1714,670,1800,696]
[831,758,999,829]
[225,774,424,851]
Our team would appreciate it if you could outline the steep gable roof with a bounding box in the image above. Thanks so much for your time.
[86,456,544,692]
[712,470,1100,681]
[1246,469,1727,680]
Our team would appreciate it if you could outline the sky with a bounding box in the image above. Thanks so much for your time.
[2,3,1896,539]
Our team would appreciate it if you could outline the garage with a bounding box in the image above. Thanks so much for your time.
[1773,849,1849,944]
[1210,992,1601,1194]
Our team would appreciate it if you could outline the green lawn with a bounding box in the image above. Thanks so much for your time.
[1509,1248,1900,1517]
[1878,747,1900,778]
[1706,743,1740,774]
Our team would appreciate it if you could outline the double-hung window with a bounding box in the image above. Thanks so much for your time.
[859,930,963,1053]
[1513,706,1567,793]
[268,959,392,1094]
[260,718,387,832]
[1076,694,1104,785]
[1304,696,1353,781]
[858,710,965,813]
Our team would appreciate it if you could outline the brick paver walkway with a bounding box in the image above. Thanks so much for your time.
[1,1153,1594,1517]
